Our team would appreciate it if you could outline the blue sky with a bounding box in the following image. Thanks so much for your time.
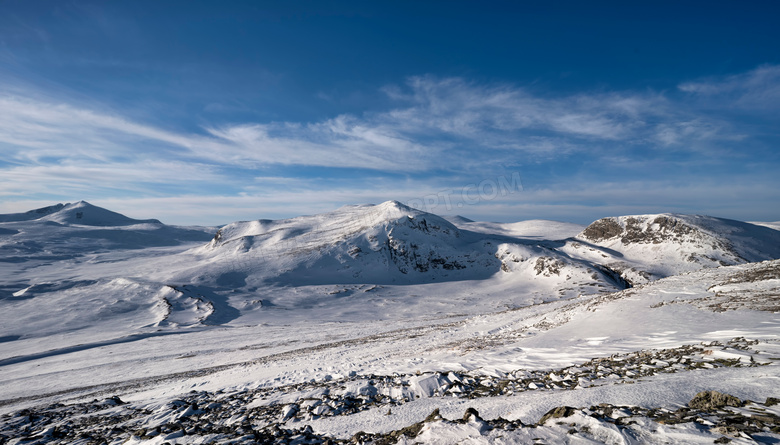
[1,1,779,225]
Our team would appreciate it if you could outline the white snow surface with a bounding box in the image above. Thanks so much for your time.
[1,201,780,443]
[750,221,780,231]
[446,217,586,240]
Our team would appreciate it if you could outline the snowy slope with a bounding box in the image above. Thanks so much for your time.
[1,255,778,443]
[1,203,780,444]
[40,200,163,226]
[2,203,779,349]
[0,201,616,369]
[0,203,68,223]
[0,202,216,346]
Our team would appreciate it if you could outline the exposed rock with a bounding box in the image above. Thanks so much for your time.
[424,408,442,422]
[582,218,623,241]
[723,262,780,284]
[369,409,443,444]
[689,391,742,410]
[538,406,577,425]
[461,407,483,422]
[534,257,563,276]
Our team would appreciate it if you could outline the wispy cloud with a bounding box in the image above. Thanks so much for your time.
[386,77,646,140]
[0,160,227,197]
[0,73,746,175]
[203,119,435,171]
[1,66,778,224]
[197,75,740,172]
[0,95,221,162]
[678,65,780,112]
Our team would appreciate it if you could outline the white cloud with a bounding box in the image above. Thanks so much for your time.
[204,119,435,171]
[382,77,665,141]
[0,67,777,225]
[678,64,780,111]
[653,119,728,146]
[0,160,227,197]
[0,73,741,181]
[0,95,227,164]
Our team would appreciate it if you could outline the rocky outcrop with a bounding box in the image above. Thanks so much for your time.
[581,217,623,241]
[689,391,743,410]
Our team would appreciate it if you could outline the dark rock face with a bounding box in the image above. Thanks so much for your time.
[581,218,623,241]
[689,391,743,410]
[385,232,466,274]
[582,215,704,245]
[621,216,699,244]
[29,204,66,216]
[534,257,563,276]
[211,228,223,244]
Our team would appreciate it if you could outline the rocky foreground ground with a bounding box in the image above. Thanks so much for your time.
[2,337,778,444]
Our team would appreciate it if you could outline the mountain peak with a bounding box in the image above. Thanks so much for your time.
[368,200,423,221]
[210,199,458,249]
[376,199,411,210]
[39,201,162,227]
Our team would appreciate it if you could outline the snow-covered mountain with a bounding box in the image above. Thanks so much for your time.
[1,202,780,444]
[0,201,161,226]
[564,213,780,285]
[205,200,486,283]
[2,202,779,340]
[0,201,214,256]
[193,201,609,293]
